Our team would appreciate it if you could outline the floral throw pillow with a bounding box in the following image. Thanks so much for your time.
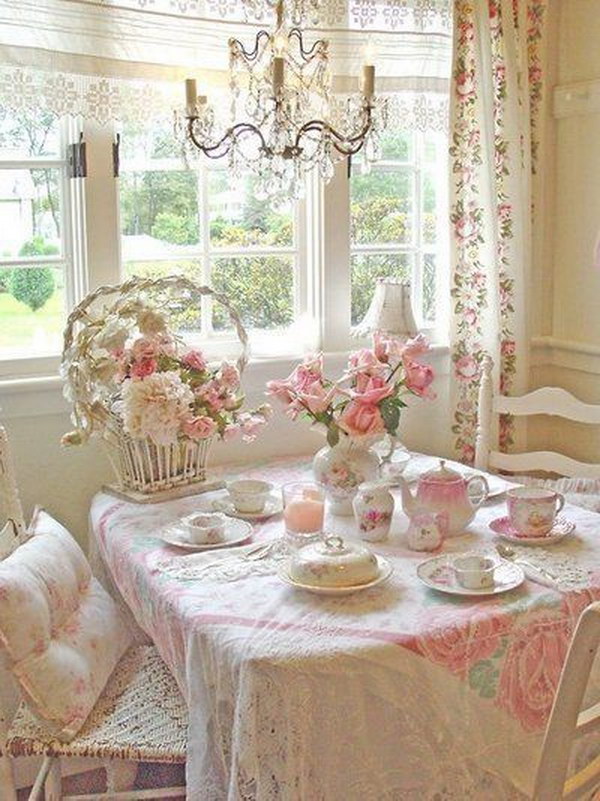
[0,509,132,740]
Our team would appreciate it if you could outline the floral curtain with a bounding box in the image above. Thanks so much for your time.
[449,0,546,464]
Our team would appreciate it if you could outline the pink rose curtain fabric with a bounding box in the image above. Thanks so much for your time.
[449,0,546,463]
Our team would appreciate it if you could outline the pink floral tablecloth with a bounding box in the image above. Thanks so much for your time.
[89,455,600,801]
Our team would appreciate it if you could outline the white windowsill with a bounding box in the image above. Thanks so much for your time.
[0,344,450,420]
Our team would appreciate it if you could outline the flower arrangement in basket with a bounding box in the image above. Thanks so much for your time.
[61,276,271,500]
[266,332,435,445]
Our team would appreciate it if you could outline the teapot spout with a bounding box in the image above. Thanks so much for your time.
[396,476,417,517]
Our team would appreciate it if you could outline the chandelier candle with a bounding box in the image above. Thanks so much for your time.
[363,65,375,101]
[185,78,197,116]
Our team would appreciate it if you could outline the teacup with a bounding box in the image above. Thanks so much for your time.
[506,487,565,538]
[453,553,498,590]
[227,479,273,514]
[182,512,226,544]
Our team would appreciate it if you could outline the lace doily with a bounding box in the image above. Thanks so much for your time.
[504,545,592,592]
[152,538,289,583]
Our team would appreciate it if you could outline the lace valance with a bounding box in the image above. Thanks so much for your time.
[0,64,448,130]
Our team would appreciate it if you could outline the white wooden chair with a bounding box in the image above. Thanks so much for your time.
[475,355,600,478]
[0,423,188,800]
[533,601,600,800]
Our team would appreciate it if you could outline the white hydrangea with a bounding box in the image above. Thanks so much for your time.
[121,371,194,446]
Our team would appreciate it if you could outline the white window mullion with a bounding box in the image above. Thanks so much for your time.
[412,131,423,326]
[200,163,213,336]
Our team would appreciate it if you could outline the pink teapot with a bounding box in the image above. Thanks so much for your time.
[397,460,489,536]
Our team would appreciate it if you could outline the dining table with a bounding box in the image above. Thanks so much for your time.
[88,453,600,801]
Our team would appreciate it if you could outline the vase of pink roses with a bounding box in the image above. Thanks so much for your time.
[267,333,435,515]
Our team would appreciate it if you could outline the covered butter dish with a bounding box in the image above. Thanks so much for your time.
[288,535,380,588]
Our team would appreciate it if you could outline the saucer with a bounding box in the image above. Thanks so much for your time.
[417,554,524,597]
[278,555,393,596]
[213,493,283,521]
[489,515,575,546]
[161,518,252,551]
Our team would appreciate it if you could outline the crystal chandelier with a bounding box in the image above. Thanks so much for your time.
[177,0,387,200]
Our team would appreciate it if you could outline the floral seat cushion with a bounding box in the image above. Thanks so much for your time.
[0,509,132,740]
[511,476,600,513]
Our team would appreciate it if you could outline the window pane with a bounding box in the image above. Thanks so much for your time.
[0,111,60,158]
[0,169,61,258]
[212,256,294,330]
[120,171,199,252]
[123,259,207,334]
[380,131,413,162]
[0,266,64,357]
[351,253,412,327]
[350,167,413,245]
[423,170,437,245]
[208,171,294,248]
[120,122,181,163]
[422,253,437,323]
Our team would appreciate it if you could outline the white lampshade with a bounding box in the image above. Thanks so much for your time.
[352,278,418,339]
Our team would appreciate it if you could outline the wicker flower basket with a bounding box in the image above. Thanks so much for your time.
[61,276,251,502]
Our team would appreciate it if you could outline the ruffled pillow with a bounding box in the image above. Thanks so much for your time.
[0,509,132,740]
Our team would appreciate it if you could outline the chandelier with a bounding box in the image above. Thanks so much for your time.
[177,0,387,200]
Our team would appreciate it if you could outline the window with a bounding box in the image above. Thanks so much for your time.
[119,122,305,357]
[0,112,76,367]
[350,128,448,333]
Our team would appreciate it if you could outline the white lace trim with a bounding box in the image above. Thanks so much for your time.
[0,65,449,129]
[83,0,452,32]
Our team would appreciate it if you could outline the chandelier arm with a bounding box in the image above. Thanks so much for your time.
[288,28,328,60]
[293,106,374,151]
[186,118,272,158]
[229,30,271,62]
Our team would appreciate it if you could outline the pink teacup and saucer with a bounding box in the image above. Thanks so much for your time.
[490,487,575,545]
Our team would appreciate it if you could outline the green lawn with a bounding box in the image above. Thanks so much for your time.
[0,288,64,356]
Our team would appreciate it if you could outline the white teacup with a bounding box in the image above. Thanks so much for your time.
[228,479,273,514]
[182,512,226,544]
[506,487,565,538]
[454,553,498,590]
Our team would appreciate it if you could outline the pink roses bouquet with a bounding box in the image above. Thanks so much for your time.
[266,333,435,447]
[62,302,270,448]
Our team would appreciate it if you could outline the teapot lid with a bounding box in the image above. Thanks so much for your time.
[422,459,462,483]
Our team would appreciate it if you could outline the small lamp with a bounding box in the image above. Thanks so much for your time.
[352,278,418,339]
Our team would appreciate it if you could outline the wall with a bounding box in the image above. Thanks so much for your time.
[0,349,452,547]
[530,0,600,463]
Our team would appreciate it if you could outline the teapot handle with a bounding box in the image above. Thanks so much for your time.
[466,474,489,508]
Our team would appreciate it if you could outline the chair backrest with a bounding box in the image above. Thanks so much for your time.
[474,356,600,477]
[0,425,25,538]
[533,601,600,800]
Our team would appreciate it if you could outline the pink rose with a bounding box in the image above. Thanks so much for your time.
[197,382,224,411]
[454,213,478,242]
[131,338,156,362]
[501,339,516,357]
[219,362,240,389]
[404,360,435,399]
[182,415,217,440]
[338,401,385,437]
[222,423,241,442]
[496,615,570,732]
[455,354,480,382]
[130,358,157,379]
[302,380,338,415]
[416,606,511,678]
[182,350,207,372]
[266,379,295,405]
[401,333,430,362]
[347,348,386,375]
[456,70,476,101]
[351,374,394,405]
[285,399,305,421]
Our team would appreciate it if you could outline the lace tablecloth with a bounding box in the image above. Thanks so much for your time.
[89,455,600,801]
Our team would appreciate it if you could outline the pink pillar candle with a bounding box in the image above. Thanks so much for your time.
[284,498,324,534]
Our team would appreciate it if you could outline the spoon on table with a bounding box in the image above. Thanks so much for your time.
[495,543,560,589]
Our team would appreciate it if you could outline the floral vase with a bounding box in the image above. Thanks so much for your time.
[313,434,381,516]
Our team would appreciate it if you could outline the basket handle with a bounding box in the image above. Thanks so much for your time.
[62,275,250,375]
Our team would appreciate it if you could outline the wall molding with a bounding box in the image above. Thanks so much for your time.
[531,336,600,375]
[554,79,600,119]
